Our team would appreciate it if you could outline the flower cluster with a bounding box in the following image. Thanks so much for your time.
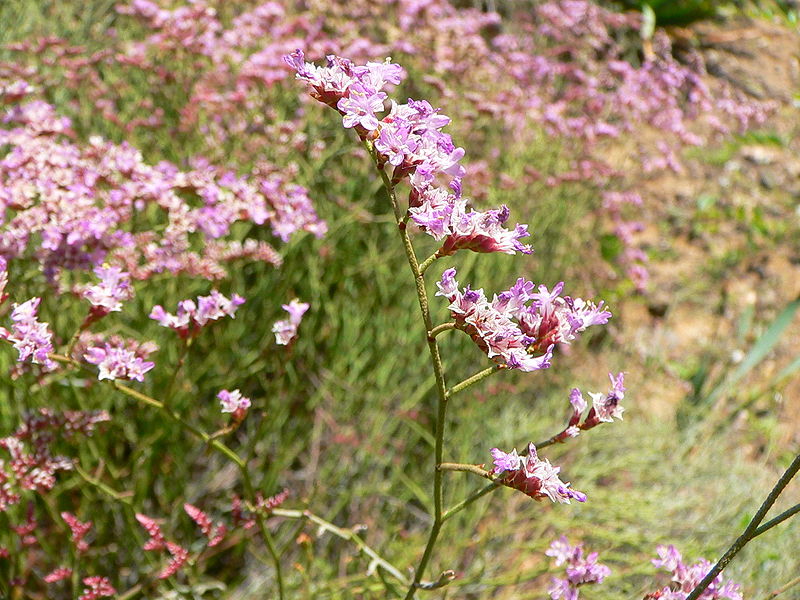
[184,503,226,548]
[286,51,532,259]
[272,298,309,345]
[436,268,610,371]
[490,443,586,504]
[0,297,56,371]
[135,513,189,579]
[217,389,251,415]
[546,536,611,600]
[61,512,93,553]
[150,290,245,338]
[647,545,743,600]
[79,576,116,600]
[80,265,134,315]
[0,409,110,512]
[0,96,324,286]
[84,339,155,382]
[553,373,626,442]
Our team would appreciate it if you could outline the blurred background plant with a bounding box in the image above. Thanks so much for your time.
[1,0,799,598]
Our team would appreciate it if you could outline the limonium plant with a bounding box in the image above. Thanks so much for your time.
[285,50,800,600]
[0,11,797,596]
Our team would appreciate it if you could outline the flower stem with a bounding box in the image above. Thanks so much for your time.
[763,574,800,600]
[272,508,408,586]
[447,365,504,399]
[686,451,800,600]
[438,462,494,480]
[418,252,440,275]
[363,140,451,599]
[428,322,457,340]
[442,482,499,522]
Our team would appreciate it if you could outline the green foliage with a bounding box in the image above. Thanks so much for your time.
[608,0,729,25]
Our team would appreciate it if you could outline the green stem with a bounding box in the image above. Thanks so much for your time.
[428,322,457,340]
[272,508,408,586]
[442,483,499,522]
[418,252,440,276]
[686,452,800,600]
[753,502,800,537]
[447,365,504,398]
[363,141,451,599]
[763,574,800,600]
[438,462,494,479]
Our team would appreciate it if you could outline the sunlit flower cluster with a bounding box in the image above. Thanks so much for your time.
[648,545,743,600]
[436,268,610,371]
[546,536,611,600]
[490,443,586,504]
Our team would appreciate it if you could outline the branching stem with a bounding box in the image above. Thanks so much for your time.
[363,140,451,599]
[686,452,800,600]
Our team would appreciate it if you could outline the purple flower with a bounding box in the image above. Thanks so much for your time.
[217,389,251,414]
[547,536,610,600]
[0,298,56,371]
[273,298,310,345]
[374,121,418,167]
[650,545,742,600]
[84,343,155,382]
[436,269,608,371]
[82,265,134,313]
[490,443,585,504]
[409,187,532,256]
[490,447,522,472]
[337,84,386,130]
[150,290,245,338]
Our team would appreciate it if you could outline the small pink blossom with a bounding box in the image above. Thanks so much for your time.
[272,298,309,345]
[79,576,115,600]
[82,265,134,313]
[547,536,610,600]
[135,513,166,551]
[61,512,92,553]
[0,298,56,371]
[150,290,245,338]
[490,443,585,504]
[44,567,73,583]
[84,343,155,382]
[217,389,251,414]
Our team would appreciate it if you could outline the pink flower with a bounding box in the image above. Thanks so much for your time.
[84,342,155,382]
[150,290,245,338]
[79,576,115,600]
[217,389,251,414]
[82,265,134,313]
[0,298,56,371]
[547,536,610,600]
[272,298,309,345]
[435,269,609,371]
[490,443,585,504]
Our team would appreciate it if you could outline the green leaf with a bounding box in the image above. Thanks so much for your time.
[706,297,800,404]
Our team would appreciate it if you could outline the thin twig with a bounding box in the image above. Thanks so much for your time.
[763,574,800,600]
[686,452,800,600]
[428,322,457,340]
[447,365,505,398]
[272,508,408,586]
